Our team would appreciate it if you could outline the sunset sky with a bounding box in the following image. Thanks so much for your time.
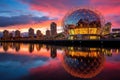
[0,0,120,34]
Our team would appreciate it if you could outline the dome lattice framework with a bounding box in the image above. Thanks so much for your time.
[62,8,105,40]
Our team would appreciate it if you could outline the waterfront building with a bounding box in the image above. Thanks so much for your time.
[45,30,51,40]
[112,28,120,33]
[63,9,103,40]
[15,30,21,40]
[3,30,9,40]
[66,19,101,40]
[46,30,50,36]
[36,30,43,39]
[9,33,13,40]
[28,28,34,39]
[100,22,111,35]
[110,28,120,38]
[50,22,57,36]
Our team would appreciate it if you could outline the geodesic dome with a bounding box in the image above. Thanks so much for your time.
[62,8,104,31]
[62,48,105,78]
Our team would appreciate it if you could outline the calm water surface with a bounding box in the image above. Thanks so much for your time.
[0,43,120,80]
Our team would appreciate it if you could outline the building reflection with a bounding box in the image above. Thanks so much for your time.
[50,46,57,58]
[29,44,34,53]
[62,47,106,79]
[0,42,119,58]
[46,45,50,51]
[36,44,43,51]
[0,43,59,57]
[2,42,9,52]
[14,43,20,52]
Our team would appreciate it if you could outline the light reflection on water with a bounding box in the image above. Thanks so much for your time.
[0,42,120,80]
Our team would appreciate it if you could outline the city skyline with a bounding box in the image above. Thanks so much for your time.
[0,0,120,34]
[0,1,120,79]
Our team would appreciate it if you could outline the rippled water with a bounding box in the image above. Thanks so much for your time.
[0,42,120,80]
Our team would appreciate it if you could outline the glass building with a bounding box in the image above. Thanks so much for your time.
[63,9,104,40]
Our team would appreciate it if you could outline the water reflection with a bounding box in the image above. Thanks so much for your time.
[0,43,58,59]
[36,44,42,51]
[62,47,105,78]
[29,43,34,53]
[2,42,9,51]
[0,42,120,80]
[50,46,57,58]
[14,43,20,52]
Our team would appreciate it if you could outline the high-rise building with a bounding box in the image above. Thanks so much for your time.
[15,30,21,38]
[9,33,13,40]
[101,22,112,35]
[45,30,51,40]
[36,30,43,39]
[46,30,50,36]
[50,22,57,36]
[3,30,9,40]
[28,28,34,39]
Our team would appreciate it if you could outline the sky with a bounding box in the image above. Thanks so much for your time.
[0,0,120,34]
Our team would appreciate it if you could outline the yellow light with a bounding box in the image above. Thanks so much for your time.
[69,29,74,35]
[89,28,97,34]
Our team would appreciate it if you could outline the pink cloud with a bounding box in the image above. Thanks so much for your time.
[21,0,120,28]
[21,0,90,18]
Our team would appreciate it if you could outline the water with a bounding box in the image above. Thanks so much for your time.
[0,43,120,80]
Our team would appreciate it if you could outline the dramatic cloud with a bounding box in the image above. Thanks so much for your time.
[106,15,120,27]
[0,15,57,27]
[91,0,120,27]
[20,0,120,28]
[91,0,120,15]
[21,0,90,18]
[0,0,120,31]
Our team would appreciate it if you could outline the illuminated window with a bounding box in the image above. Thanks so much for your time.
[69,35,74,40]
[79,28,88,34]
[90,36,100,39]
[69,29,74,35]
[89,28,97,34]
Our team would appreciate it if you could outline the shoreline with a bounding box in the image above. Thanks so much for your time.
[0,39,120,48]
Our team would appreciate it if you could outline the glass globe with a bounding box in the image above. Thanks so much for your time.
[62,8,104,40]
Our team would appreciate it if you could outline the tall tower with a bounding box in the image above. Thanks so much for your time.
[3,30,9,40]
[36,30,43,39]
[50,22,57,36]
[15,30,21,38]
[9,33,13,40]
[46,30,50,37]
[28,28,34,39]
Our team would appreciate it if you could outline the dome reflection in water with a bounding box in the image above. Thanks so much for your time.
[62,47,105,79]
